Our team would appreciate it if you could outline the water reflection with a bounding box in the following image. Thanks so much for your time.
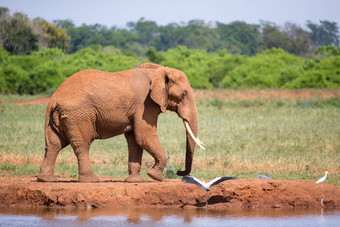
[1,206,340,226]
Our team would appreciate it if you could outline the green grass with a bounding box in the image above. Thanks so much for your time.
[0,94,339,186]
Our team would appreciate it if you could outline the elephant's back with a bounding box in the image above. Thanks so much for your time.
[52,70,118,101]
[50,68,149,111]
[54,69,106,93]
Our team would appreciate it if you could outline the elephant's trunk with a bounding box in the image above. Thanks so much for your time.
[176,98,204,176]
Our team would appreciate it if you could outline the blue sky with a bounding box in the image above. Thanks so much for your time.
[2,0,340,28]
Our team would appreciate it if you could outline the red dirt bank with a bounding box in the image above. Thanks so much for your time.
[0,175,339,209]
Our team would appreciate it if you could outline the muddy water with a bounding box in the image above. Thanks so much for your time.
[0,206,339,226]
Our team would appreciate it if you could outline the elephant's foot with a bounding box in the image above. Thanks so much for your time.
[37,174,57,182]
[147,168,163,181]
[125,174,145,183]
[78,174,99,182]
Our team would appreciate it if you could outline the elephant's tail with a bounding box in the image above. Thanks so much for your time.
[45,98,62,143]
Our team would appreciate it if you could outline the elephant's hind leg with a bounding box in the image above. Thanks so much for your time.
[37,126,68,182]
[72,144,99,182]
[124,132,145,183]
[62,114,99,182]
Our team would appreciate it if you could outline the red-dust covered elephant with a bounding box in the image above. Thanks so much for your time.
[37,63,204,183]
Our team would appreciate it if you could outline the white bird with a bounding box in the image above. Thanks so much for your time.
[182,176,235,191]
[316,171,329,184]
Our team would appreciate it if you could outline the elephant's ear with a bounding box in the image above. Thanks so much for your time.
[150,67,169,113]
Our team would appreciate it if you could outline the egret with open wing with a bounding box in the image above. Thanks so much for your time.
[182,175,235,191]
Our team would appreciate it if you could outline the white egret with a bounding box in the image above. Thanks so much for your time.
[182,176,235,192]
[182,175,235,206]
[316,171,329,207]
[257,174,271,179]
[316,171,329,184]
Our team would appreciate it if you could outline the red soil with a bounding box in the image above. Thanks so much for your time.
[0,175,339,209]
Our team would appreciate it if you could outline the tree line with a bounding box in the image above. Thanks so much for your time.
[1,7,339,57]
[0,7,339,94]
[1,45,339,94]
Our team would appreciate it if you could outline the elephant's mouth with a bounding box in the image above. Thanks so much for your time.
[184,121,205,150]
[167,100,178,112]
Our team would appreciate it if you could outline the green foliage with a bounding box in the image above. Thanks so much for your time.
[315,46,340,57]
[37,20,70,52]
[1,43,340,94]
[262,22,314,56]
[222,49,304,88]
[221,48,340,89]
[289,55,340,88]
[217,21,262,55]
[2,7,340,58]
[0,46,140,94]
[204,51,246,88]
[0,12,39,54]
[307,20,340,46]
[159,46,213,89]
[146,47,164,63]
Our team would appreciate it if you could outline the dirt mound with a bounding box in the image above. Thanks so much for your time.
[0,175,339,209]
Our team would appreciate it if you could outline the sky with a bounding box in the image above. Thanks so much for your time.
[2,0,340,28]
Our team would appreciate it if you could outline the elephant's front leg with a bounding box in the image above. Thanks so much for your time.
[124,132,145,183]
[134,126,166,182]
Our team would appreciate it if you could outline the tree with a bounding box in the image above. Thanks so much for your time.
[261,22,314,56]
[284,22,314,56]
[156,23,184,51]
[146,46,164,63]
[53,19,75,30]
[0,7,9,17]
[0,12,39,54]
[262,23,291,52]
[217,21,262,55]
[127,18,159,47]
[307,20,340,46]
[37,20,70,52]
[183,20,221,51]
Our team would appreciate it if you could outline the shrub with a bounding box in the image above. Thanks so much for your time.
[1,45,339,94]
[222,48,305,88]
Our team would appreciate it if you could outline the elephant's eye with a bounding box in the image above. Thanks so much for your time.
[181,91,187,99]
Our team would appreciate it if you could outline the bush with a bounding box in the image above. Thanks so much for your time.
[288,56,340,88]
[159,46,213,89]
[0,65,29,94]
[0,46,141,94]
[222,48,305,88]
[1,45,340,94]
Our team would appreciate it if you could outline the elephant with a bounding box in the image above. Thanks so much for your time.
[37,63,205,183]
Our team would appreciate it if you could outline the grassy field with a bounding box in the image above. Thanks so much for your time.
[0,91,339,185]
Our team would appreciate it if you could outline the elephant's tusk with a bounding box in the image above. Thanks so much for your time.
[197,137,204,146]
[184,121,205,150]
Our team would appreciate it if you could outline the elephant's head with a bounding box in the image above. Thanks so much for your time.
[149,66,205,176]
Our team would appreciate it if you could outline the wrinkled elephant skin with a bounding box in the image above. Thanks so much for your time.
[37,63,201,183]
